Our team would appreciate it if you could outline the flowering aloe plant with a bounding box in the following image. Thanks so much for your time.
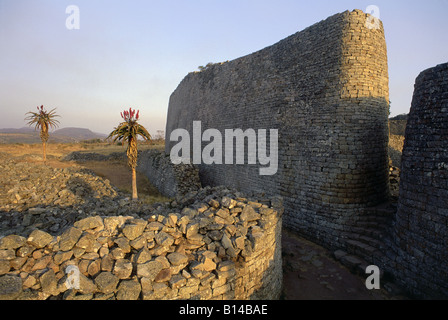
[108,108,151,200]
[25,105,60,163]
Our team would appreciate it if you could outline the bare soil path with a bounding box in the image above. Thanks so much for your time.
[281,229,404,300]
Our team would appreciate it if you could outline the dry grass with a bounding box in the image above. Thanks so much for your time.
[0,143,86,158]
[0,141,170,204]
[0,140,164,157]
[80,160,170,204]
[75,141,164,155]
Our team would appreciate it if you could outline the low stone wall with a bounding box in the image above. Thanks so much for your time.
[137,150,201,198]
[0,189,283,300]
[63,151,127,162]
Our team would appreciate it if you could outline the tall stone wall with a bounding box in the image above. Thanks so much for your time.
[165,10,390,248]
[394,62,448,298]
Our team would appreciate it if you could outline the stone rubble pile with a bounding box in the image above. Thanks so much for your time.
[0,155,283,300]
[171,162,201,197]
[0,194,283,300]
[0,156,131,238]
[1,157,119,209]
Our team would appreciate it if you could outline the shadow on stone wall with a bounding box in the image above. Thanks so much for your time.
[393,62,448,299]
[137,150,201,199]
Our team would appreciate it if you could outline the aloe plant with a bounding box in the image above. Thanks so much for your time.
[25,105,60,163]
[108,108,151,200]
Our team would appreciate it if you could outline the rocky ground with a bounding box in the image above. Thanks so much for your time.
[0,153,132,238]
[0,150,405,300]
[0,152,190,239]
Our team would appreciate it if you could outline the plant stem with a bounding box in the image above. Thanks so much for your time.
[42,142,47,163]
[132,167,138,200]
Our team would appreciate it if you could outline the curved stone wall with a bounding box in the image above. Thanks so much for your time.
[394,62,448,298]
[165,10,390,248]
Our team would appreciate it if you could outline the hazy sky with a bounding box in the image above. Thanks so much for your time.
[0,0,447,135]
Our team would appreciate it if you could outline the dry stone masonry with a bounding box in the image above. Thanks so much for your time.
[0,154,283,300]
[62,151,127,162]
[1,9,447,300]
[0,187,283,300]
[0,155,124,238]
[137,150,201,198]
[324,63,448,299]
[165,9,390,249]
[162,8,448,299]
[394,63,448,298]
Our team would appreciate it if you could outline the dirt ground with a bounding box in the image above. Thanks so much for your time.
[281,229,401,300]
[79,160,169,204]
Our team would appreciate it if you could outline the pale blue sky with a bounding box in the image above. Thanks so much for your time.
[0,0,447,135]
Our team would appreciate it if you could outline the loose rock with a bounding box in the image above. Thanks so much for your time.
[0,275,22,300]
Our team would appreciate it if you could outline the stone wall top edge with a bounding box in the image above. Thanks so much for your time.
[415,62,448,84]
[170,9,380,94]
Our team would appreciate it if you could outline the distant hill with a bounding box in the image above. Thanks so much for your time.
[53,128,107,142]
[0,127,35,134]
[0,127,107,144]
